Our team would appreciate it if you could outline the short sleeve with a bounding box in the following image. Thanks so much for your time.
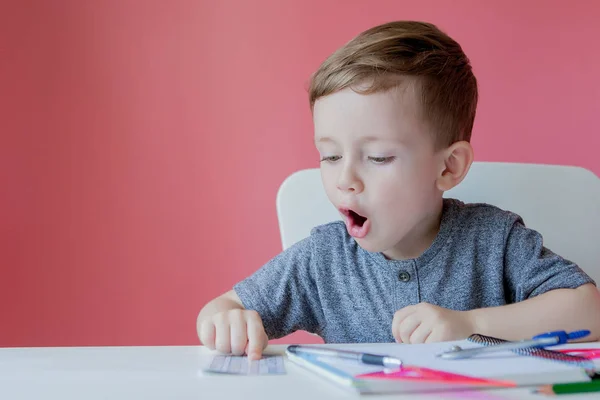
[503,218,595,303]
[233,235,324,339]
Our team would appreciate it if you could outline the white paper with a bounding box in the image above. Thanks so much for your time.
[204,354,286,375]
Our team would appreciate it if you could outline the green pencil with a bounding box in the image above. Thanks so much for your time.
[536,380,600,396]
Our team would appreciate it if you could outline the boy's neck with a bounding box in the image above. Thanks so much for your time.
[382,199,444,261]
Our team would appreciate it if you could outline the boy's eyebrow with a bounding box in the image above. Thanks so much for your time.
[315,136,336,144]
[314,136,400,144]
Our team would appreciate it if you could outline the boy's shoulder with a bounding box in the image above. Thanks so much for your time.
[450,197,520,215]
[445,197,524,235]
[448,197,520,218]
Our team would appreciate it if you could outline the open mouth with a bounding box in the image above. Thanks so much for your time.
[340,208,370,238]
[348,210,367,227]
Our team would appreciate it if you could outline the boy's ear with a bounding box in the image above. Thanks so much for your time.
[436,141,474,192]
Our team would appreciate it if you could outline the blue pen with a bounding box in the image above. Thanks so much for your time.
[437,330,591,359]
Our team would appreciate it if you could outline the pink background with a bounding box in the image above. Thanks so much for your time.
[2,0,599,347]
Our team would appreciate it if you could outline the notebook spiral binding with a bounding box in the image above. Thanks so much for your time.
[467,334,596,371]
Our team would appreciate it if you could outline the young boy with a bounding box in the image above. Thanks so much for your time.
[197,21,600,360]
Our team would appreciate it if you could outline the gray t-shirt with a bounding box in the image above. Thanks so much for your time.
[234,198,594,343]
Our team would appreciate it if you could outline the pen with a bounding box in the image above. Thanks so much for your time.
[437,337,559,359]
[535,380,600,396]
[286,345,402,369]
[437,330,591,360]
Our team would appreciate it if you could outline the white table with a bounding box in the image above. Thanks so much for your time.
[1,343,600,399]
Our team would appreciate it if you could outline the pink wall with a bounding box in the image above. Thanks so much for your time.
[2,0,599,347]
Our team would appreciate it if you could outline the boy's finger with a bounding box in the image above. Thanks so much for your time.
[398,314,421,344]
[392,309,416,342]
[426,326,452,344]
[199,320,216,349]
[230,318,248,356]
[409,322,431,344]
[246,314,268,360]
[214,319,232,354]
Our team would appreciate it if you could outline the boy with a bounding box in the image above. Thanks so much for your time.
[197,21,600,360]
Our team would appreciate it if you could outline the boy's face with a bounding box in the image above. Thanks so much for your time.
[313,83,445,259]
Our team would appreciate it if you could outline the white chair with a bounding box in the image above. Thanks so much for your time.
[276,162,600,284]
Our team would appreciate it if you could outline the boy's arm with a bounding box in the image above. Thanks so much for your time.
[498,217,600,340]
[392,284,600,344]
[393,218,600,344]
[469,283,600,341]
[197,232,322,356]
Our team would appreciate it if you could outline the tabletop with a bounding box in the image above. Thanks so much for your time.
[2,343,600,399]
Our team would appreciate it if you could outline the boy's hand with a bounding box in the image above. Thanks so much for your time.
[199,309,269,360]
[392,302,475,344]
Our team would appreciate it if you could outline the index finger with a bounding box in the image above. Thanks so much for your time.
[246,313,268,360]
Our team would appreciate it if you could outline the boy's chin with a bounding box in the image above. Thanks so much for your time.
[353,237,386,254]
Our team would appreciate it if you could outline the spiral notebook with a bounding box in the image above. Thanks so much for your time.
[285,334,599,395]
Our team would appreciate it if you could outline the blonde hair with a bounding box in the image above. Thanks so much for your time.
[309,21,478,148]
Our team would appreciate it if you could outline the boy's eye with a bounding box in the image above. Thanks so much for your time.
[368,156,395,164]
[320,156,341,163]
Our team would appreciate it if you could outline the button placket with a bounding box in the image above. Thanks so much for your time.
[393,261,419,312]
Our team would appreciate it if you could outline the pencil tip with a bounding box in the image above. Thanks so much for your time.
[533,386,553,396]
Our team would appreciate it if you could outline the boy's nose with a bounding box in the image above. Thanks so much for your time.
[336,167,364,193]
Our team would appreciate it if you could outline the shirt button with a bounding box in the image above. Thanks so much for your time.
[398,271,411,282]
